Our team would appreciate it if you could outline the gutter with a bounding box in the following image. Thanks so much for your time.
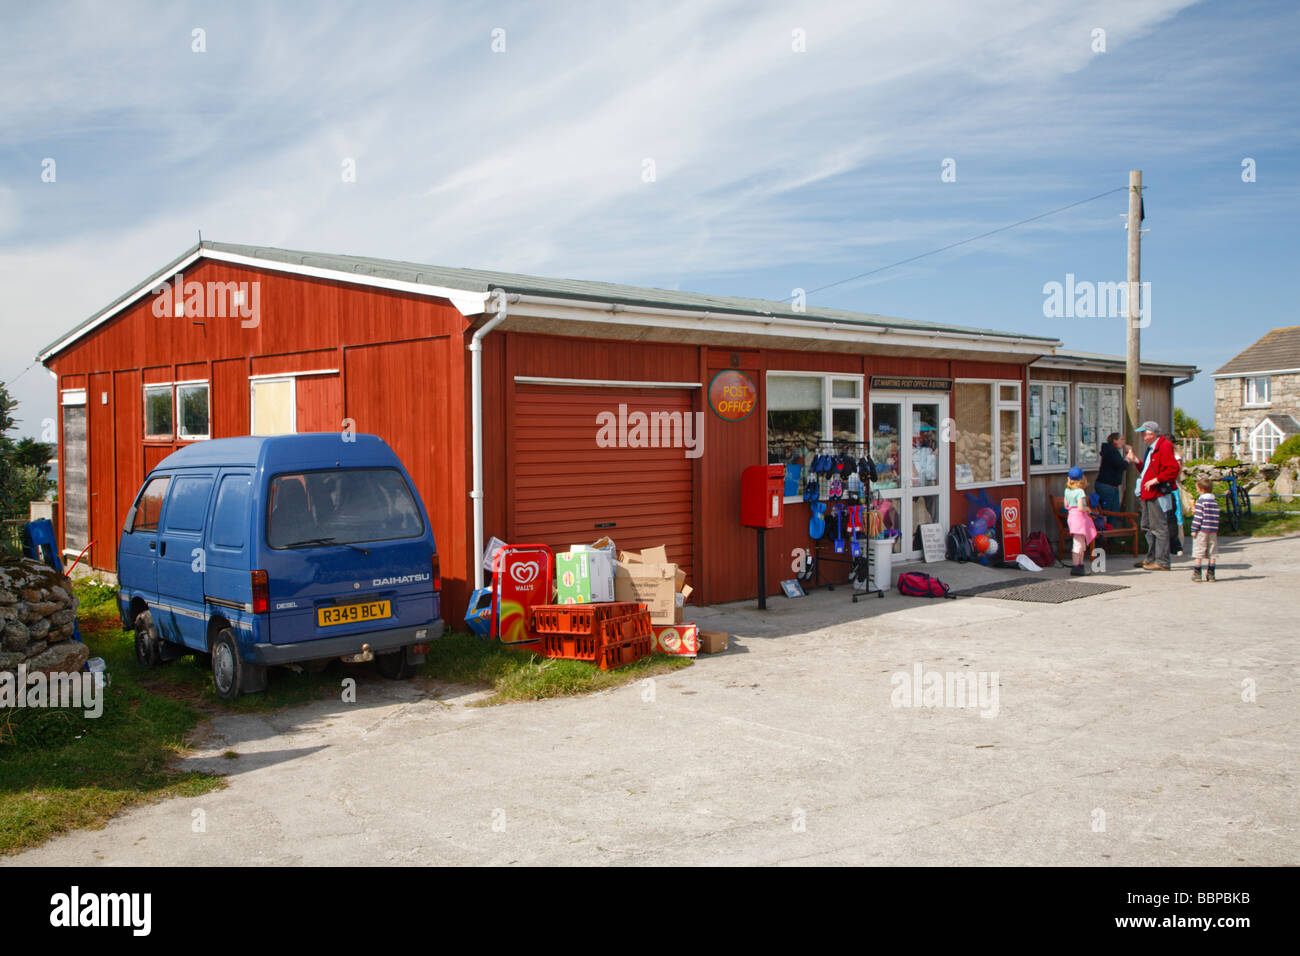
[469,289,514,590]
[503,293,1062,354]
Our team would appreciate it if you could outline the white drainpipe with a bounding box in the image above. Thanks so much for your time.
[470,289,512,589]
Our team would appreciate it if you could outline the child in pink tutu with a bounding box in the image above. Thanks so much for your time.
[1064,466,1096,576]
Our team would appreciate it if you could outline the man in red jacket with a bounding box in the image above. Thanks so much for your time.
[1124,421,1182,570]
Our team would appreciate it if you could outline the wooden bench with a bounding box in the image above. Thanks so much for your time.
[1049,495,1141,559]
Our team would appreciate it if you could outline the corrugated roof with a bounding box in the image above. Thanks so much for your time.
[1214,326,1300,376]
[38,240,1061,360]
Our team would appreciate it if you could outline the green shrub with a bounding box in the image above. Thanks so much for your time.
[1269,435,1300,465]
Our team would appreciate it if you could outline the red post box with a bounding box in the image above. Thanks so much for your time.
[741,464,785,528]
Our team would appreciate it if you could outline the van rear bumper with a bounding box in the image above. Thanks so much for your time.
[246,620,445,665]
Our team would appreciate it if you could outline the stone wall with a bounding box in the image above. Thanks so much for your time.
[0,555,88,675]
[1213,372,1300,459]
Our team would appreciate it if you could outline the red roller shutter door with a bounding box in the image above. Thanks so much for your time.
[513,386,695,586]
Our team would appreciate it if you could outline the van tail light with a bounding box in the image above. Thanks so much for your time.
[431,553,441,591]
[251,570,269,614]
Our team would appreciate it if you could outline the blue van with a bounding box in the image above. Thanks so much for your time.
[117,434,443,699]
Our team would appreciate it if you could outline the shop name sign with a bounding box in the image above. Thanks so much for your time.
[870,376,952,392]
[709,370,756,420]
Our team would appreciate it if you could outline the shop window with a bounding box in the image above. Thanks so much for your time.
[954,381,1021,487]
[870,401,901,490]
[1075,384,1122,469]
[144,385,173,439]
[1243,376,1271,407]
[252,378,296,435]
[767,373,864,499]
[1029,382,1071,469]
[177,383,210,440]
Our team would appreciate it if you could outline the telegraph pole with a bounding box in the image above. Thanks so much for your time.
[1123,170,1143,511]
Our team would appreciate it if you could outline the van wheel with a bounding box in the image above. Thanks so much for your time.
[375,648,417,680]
[134,610,164,667]
[211,629,245,700]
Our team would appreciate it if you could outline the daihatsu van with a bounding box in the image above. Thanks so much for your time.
[117,434,443,699]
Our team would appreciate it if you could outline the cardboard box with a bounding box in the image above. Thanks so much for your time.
[614,544,689,625]
[555,550,615,604]
[698,630,729,654]
[651,623,698,657]
[614,561,677,622]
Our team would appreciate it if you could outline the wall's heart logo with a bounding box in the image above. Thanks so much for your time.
[510,561,540,587]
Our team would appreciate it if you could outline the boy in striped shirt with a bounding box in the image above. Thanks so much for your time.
[1190,476,1220,582]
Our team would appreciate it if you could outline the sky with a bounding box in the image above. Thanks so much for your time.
[2,0,1298,438]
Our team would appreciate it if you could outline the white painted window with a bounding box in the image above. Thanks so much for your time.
[766,372,864,501]
[953,380,1022,487]
[1243,376,1271,407]
[176,383,210,439]
[144,384,173,439]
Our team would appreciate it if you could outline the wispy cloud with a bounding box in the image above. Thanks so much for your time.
[1,0,1297,428]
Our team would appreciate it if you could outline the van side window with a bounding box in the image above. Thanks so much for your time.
[130,477,171,533]
[163,476,215,533]
[211,475,251,549]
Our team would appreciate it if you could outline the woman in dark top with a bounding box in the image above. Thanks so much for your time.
[1095,432,1128,513]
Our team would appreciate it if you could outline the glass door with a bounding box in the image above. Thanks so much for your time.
[870,394,949,561]
[869,398,904,552]
[905,396,947,561]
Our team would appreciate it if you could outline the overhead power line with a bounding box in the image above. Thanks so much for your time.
[791,184,1130,300]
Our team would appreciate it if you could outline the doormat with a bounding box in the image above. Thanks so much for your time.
[952,578,1128,603]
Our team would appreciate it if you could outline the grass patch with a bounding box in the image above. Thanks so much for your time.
[0,597,223,855]
[423,630,693,705]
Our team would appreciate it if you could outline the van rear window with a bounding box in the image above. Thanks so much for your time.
[267,468,423,550]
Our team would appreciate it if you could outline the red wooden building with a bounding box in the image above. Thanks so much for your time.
[37,241,1194,620]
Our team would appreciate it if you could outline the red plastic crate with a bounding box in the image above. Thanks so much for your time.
[540,631,600,661]
[597,610,653,644]
[530,602,645,636]
[597,634,653,670]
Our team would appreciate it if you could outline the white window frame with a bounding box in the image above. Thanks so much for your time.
[175,380,211,441]
[1249,419,1283,462]
[1243,376,1271,408]
[766,370,864,503]
[250,376,298,435]
[1074,382,1123,471]
[1029,380,1075,474]
[953,379,1023,490]
[143,382,174,440]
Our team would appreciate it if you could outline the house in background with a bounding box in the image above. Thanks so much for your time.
[1213,326,1300,461]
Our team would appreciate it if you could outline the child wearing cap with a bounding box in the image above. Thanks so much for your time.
[1064,466,1097,576]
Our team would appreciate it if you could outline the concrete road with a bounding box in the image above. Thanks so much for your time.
[11,536,1298,866]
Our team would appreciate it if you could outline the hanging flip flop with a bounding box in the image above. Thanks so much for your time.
[809,501,827,540]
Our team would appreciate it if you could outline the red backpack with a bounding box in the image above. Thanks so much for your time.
[897,571,955,599]
[1023,531,1056,567]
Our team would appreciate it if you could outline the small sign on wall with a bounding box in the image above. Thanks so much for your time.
[919,522,946,563]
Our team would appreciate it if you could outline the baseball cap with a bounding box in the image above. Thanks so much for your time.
[1138,420,1161,434]
[1068,466,1084,480]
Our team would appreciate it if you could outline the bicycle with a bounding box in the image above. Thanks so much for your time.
[1220,464,1253,532]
